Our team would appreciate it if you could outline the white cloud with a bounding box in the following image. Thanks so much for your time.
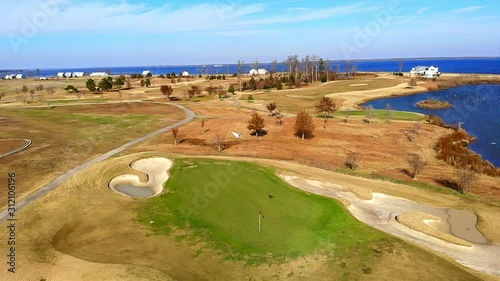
[451,6,486,13]
[415,7,428,15]
[0,1,369,36]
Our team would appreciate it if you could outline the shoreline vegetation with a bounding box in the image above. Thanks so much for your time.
[416,98,452,109]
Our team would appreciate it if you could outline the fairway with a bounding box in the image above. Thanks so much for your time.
[139,159,386,261]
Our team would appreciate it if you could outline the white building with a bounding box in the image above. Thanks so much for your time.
[57,72,65,78]
[89,72,108,77]
[410,65,440,78]
[72,72,85,77]
[64,72,73,78]
[15,74,23,79]
[4,75,12,79]
[181,71,190,76]
[249,68,268,75]
[142,70,151,76]
[39,77,48,80]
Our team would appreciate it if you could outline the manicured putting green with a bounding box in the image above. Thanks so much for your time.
[138,159,386,259]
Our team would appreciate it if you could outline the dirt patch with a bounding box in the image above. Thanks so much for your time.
[54,102,176,115]
[0,139,29,155]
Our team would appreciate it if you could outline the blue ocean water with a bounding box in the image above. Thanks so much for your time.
[1,57,499,77]
[362,84,500,167]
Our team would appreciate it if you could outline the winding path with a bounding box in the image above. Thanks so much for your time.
[0,102,195,223]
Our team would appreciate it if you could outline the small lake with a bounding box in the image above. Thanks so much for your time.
[362,84,500,167]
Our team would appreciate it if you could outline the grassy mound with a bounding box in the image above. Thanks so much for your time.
[416,98,452,109]
[138,159,387,262]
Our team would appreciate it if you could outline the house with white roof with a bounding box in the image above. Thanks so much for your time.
[57,72,65,78]
[15,74,23,79]
[142,70,151,76]
[4,74,13,79]
[64,72,73,78]
[181,71,190,76]
[410,66,440,78]
[72,72,85,77]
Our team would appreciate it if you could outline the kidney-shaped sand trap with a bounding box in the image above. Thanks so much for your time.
[109,157,173,198]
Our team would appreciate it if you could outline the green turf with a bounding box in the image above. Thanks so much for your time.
[334,109,425,121]
[138,159,388,262]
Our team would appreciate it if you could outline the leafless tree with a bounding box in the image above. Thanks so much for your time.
[214,134,225,152]
[408,154,427,179]
[21,85,28,93]
[272,59,278,74]
[237,60,244,91]
[399,59,404,73]
[345,108,351,123]
[275,111,283,125]
[345,152,360,170]
[408,78,417,88]
[413,121,421,135]
[205,85,217,96]
[0,92,5,100]
[385,103,393,123]
[46,87,55,96]
[366,105,375,124]
[172,128,179,146]
[455,167,478,194]
[201,119,205,134]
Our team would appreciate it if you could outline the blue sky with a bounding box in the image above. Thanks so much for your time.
[0,0,499,68]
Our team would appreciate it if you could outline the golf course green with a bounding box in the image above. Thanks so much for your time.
[138,159,389,262]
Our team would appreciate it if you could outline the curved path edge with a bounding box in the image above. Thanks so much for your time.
[0,139,32,158]
[0,102,194,222]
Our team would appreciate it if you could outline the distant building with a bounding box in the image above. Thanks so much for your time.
[89,72,108,77]
[15,74,23,79]
[72,72,85,77]
[39,77,48,80]
[4,74,13,80]
[142,70,151,76]
[410,65,440,78]
[64,72,73,78]
[249,69,269,75]
[57,72,65,78]
[181,71,190,76]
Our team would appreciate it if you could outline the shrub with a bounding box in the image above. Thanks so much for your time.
[345,152,360,170]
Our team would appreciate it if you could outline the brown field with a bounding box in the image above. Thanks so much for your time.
[0,102,184,208]
[0,139,28,155]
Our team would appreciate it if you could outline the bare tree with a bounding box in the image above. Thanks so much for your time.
[315,97,336,128]
[399,59,404,73]
[201,119,205,134]
[272,59,278,74]
[294,110,315,140]
[252,59,259,73]
[266,102,277,115]
[247,111,265,137]
[160,85,174,100]
[214,134,225,152]
[408,78,417,88]
[345,152,360,170]
[385,103,393,123]
[0,92,5,100]
[366,105,375,124]
[407,154,427,179]
[455,167,478,194]
[413,121,421,135]
[172,128,179,146]
[46,87,55,96]
[205,85,217,96]
[275,111,283,125]
[237,60,244,91]
[345,108,351,123]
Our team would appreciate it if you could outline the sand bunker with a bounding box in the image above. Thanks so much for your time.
[349,83,368,87]
[279,174,500,276]
[109,157,173,198]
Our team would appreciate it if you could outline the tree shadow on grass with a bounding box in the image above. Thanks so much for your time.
[398,168,413,179]
[435,178,462,193]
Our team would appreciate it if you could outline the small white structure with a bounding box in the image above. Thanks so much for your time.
[410,65,440,78]
[72,72,85,77]
[4,74,13,80]
[15,74,23,79]
[142,70,151,76]
[57,72,65,78]
[249,68,268,75]
[232,132,242,139]
[64,72,73,78]
[39,77,48,80]
[181,71,190,76]
[90,72,108,77]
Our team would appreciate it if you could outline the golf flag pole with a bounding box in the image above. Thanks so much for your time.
[258,211,261,232]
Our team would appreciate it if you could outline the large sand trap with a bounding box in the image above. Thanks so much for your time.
[109,157,173,198]
[279,175,500,276]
